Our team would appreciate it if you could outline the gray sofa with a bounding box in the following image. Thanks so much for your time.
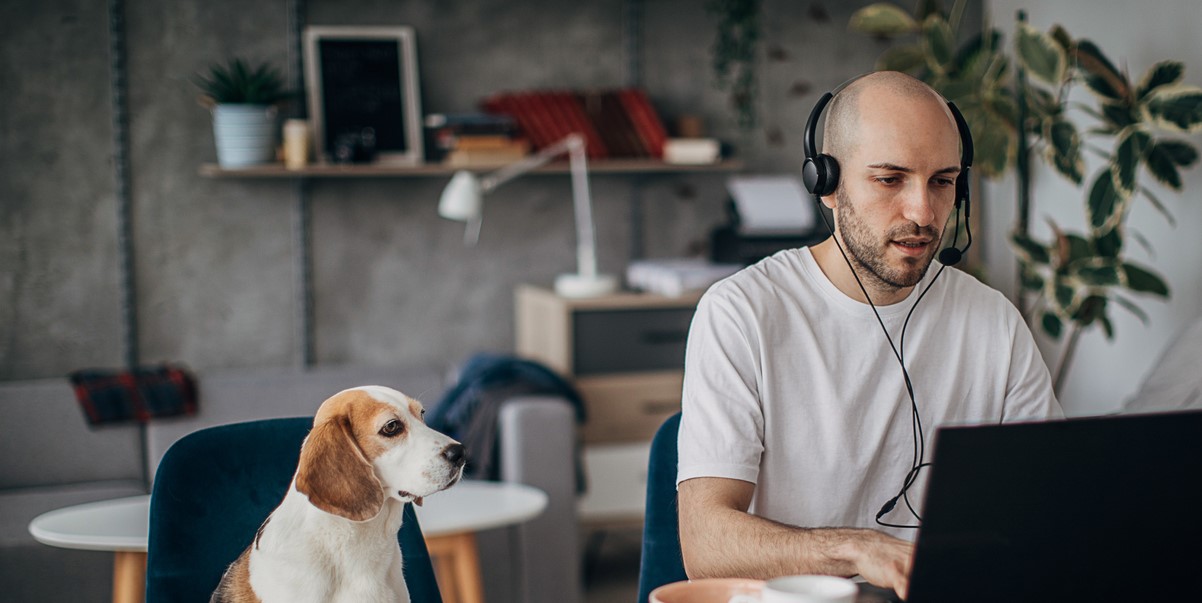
[0,364,582,603]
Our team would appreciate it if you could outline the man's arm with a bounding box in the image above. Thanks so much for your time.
[678,476,914,599]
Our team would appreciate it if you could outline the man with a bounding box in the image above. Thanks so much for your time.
[676,71,1061,599]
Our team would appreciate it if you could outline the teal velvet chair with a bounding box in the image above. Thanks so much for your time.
[146,417,442,602]
[637,412,688,602]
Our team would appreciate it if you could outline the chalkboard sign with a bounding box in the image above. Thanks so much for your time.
[304,26,423,165]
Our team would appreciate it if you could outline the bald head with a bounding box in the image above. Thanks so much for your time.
[822,72,958,174]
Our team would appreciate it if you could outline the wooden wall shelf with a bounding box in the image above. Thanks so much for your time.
[199,159,743,179]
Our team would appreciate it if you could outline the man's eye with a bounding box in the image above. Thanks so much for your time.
[380,419,404,437]
[875,176,900,185]
[933,178,956,187]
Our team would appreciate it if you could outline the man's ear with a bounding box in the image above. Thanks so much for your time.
[295,414,385,521]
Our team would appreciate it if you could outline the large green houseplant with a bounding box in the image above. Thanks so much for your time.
[849,1,1202,391]
[194,58,291,168]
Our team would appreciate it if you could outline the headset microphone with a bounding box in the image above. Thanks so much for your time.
[936,198,971,266]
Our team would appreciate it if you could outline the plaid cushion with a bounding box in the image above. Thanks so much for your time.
[68,364,198,426]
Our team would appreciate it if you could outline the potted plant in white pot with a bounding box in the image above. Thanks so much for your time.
[195,58,291,168]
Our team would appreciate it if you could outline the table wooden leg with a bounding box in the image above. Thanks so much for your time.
[425,532,484,603]
[112,551,146,603]
[449,532,484,603]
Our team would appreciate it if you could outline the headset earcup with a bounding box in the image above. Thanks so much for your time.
[802,157,823,196]
[818,155,840,197]
[803,154,840,198]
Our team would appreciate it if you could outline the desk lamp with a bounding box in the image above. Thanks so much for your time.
[438,133,618,298]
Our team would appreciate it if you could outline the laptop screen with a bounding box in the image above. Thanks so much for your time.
[905,410,1202,603]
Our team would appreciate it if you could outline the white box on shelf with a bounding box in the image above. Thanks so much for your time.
[663,138,720,165]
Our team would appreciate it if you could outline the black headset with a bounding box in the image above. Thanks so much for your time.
[801,81,975,528]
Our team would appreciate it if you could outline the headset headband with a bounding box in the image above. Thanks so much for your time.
[803,80,975,172]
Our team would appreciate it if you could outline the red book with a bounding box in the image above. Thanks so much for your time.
[602,90,646,157]
[533,91,572,145]
[514,92,554,150]
[483,94,546,149]
[556,91,609,158]
[619,88,669,158]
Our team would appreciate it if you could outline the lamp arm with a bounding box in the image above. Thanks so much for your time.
[479,134,598,279]
[479,134,581,192]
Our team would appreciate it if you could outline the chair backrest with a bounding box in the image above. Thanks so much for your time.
[637,412,687,602]
[146,417,442,602]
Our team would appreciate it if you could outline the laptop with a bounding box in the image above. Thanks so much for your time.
[897,409,1202,602]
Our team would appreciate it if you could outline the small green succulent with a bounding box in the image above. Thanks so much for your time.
[194,58,290,105]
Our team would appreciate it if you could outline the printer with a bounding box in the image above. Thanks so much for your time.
[711,175,827,265]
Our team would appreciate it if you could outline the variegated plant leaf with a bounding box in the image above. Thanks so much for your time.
[1135,61,1185,101]
[1010,230,1052,265]
[1020,264,1045,292]
[1087,169,1125,232]
[969,100,1016,177]
[1111,128,1151,196]
[1139,138,1197,190]
[1042,312,1064,339]
[1016,23,1066,86]
[1144,141,1187,190]
[952,30,1003,79]
[876,44,926,73]
[1093,226,1123,259]
[922,14,955,73]
[1142,85,1202,132]
[1075,39,1129,102]
[1044,118,1084,184]
[1071,258,1123,287]
[1122,263,1170,297]
[848,3,919,37]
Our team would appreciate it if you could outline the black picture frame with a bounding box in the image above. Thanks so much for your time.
[303,26,424,165]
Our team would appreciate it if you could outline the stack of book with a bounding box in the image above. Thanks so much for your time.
[481,88,670,159]
[423,113,531,166]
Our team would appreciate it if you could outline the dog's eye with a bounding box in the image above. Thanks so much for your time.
[379,419,404,437]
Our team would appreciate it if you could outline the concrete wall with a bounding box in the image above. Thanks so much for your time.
[5,0,969,380]
[982,0,1202,416]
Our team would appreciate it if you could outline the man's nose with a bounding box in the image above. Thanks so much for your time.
[901,183,936,227]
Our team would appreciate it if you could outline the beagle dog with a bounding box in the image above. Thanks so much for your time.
[212,386,466,603]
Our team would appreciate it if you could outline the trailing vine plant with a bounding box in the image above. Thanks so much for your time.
[707,0,762,130]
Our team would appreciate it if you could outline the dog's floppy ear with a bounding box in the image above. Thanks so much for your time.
[295,414,385,521]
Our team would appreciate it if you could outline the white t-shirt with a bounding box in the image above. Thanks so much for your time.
[677,247,1061,539]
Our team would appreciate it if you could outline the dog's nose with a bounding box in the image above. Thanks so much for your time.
[442,443,466,466]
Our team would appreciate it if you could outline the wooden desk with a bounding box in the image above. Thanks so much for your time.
[28,482,547,603]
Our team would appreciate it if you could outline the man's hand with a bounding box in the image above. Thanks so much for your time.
[845,531,914,600]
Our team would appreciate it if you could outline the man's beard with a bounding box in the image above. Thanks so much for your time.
[836,188,941,291]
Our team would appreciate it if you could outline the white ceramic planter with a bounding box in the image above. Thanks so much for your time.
[212,104,277,167]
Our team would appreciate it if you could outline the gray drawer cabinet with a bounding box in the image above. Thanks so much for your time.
[514,285,701,444]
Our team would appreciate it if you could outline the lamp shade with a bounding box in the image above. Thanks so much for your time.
[438,170,482,222]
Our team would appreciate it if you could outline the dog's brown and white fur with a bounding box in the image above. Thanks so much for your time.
[212,386,466,603]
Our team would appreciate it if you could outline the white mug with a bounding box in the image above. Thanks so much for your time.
[761,575,858,603]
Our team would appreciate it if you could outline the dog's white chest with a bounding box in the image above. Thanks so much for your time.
[248,496,410,603]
